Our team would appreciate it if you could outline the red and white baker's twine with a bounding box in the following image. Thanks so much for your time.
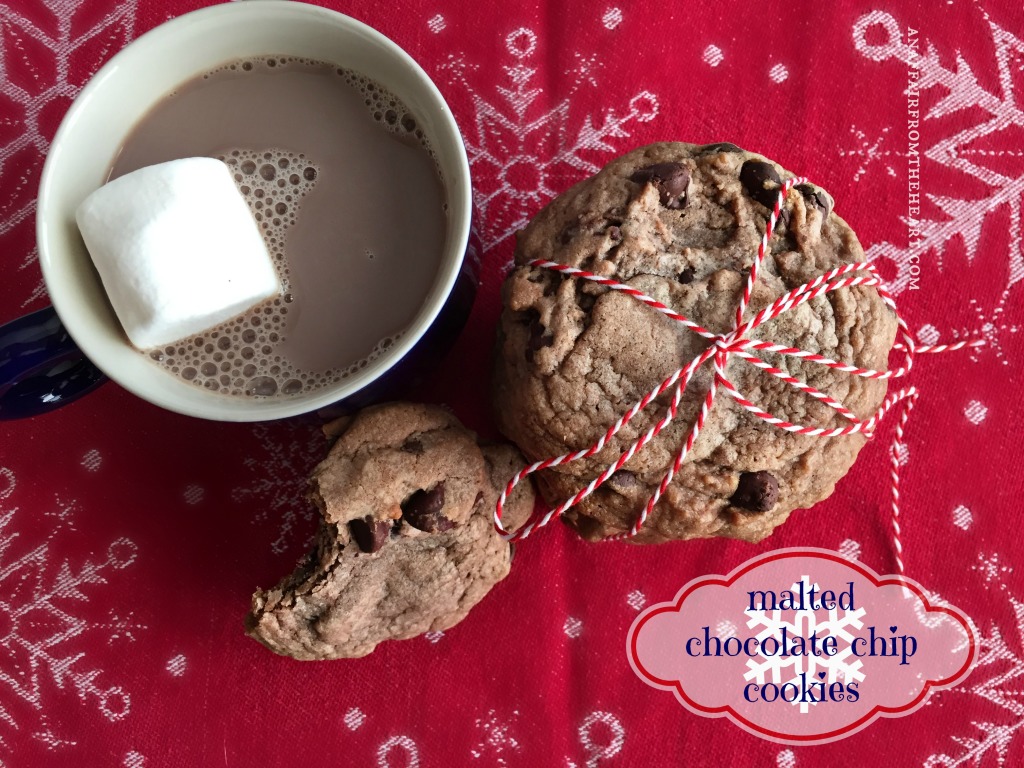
[494,176,983,575]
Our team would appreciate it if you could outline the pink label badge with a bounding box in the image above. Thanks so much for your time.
[627,548,977,744]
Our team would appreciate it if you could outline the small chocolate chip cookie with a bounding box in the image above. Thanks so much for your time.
[246,403,534,659]
[493,142,897,544]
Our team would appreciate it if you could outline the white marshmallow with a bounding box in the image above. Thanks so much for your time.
[76,157,280,350]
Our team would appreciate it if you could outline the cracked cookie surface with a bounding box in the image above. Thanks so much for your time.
[492,142,897,544]
[246,402,535,659]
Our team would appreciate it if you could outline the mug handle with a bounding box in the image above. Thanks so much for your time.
[0,306,107,420]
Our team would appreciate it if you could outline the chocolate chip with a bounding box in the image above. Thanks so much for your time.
[348,516,390,553]
[608,469,640,491]
[630,162,690,209]
[678,267,696,284]
[699,142,743,154]
[607,225,622,242]
[526,320,553,362]
[740,160,782,209]
[401,482,453,532]
[402,439,424,455]
[797,184,832,218]
[730,471,779,512]
[571,512,604,539]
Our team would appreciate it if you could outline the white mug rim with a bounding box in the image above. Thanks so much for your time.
[36,1,472,421]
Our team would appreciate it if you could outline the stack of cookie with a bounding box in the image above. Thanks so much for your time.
[247,142,896,660]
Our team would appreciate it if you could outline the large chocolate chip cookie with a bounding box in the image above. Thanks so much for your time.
[493,142,897,544]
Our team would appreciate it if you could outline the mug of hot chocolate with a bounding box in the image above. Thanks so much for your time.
[0,1,476,421]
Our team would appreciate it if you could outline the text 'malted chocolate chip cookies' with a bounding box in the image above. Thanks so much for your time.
[246,403,534,660]
[493,141,898,544]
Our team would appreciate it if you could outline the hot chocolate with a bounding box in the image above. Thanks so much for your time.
[108,57,446,398]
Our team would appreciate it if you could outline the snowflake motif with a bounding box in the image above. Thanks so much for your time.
[376,735,419,768]
[853,9,1024,296]
[231,422,324,556]
[626,590,646,610]
[744,576,867,714]
[925,574,1024,766]
[438,25,658,254]
[952,290,1020,366]
[0,466,143,756]
[571,710,625,768]
[470,709,520,765]
[971,552,1013,587]
[564,616,583,638]
[0,0,141,308]
[838,125,898,182]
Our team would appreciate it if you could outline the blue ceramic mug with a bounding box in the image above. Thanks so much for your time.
[1,2,476,421]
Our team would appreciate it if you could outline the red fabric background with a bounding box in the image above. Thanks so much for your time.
[1,1,1022,766]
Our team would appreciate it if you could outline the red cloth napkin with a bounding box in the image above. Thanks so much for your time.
[1,1,1022,765]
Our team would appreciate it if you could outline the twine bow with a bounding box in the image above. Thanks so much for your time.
[495,176,982,574]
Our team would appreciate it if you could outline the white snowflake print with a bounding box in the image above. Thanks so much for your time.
[925,573,1024,766]
[971,552,1013,587]
[838,125,898,182]
[0,466,143,758]
[573,710,625,768]
[776,749,797,768]
[952,290,1020,366]
[231,422,324,556]
[439,26,658,254]
[377,735,419,768]
[0,0,140,308]
[744,576,867,714]
[470,709,520,765]
[853,8,1024,296]
[563,616,583,638]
